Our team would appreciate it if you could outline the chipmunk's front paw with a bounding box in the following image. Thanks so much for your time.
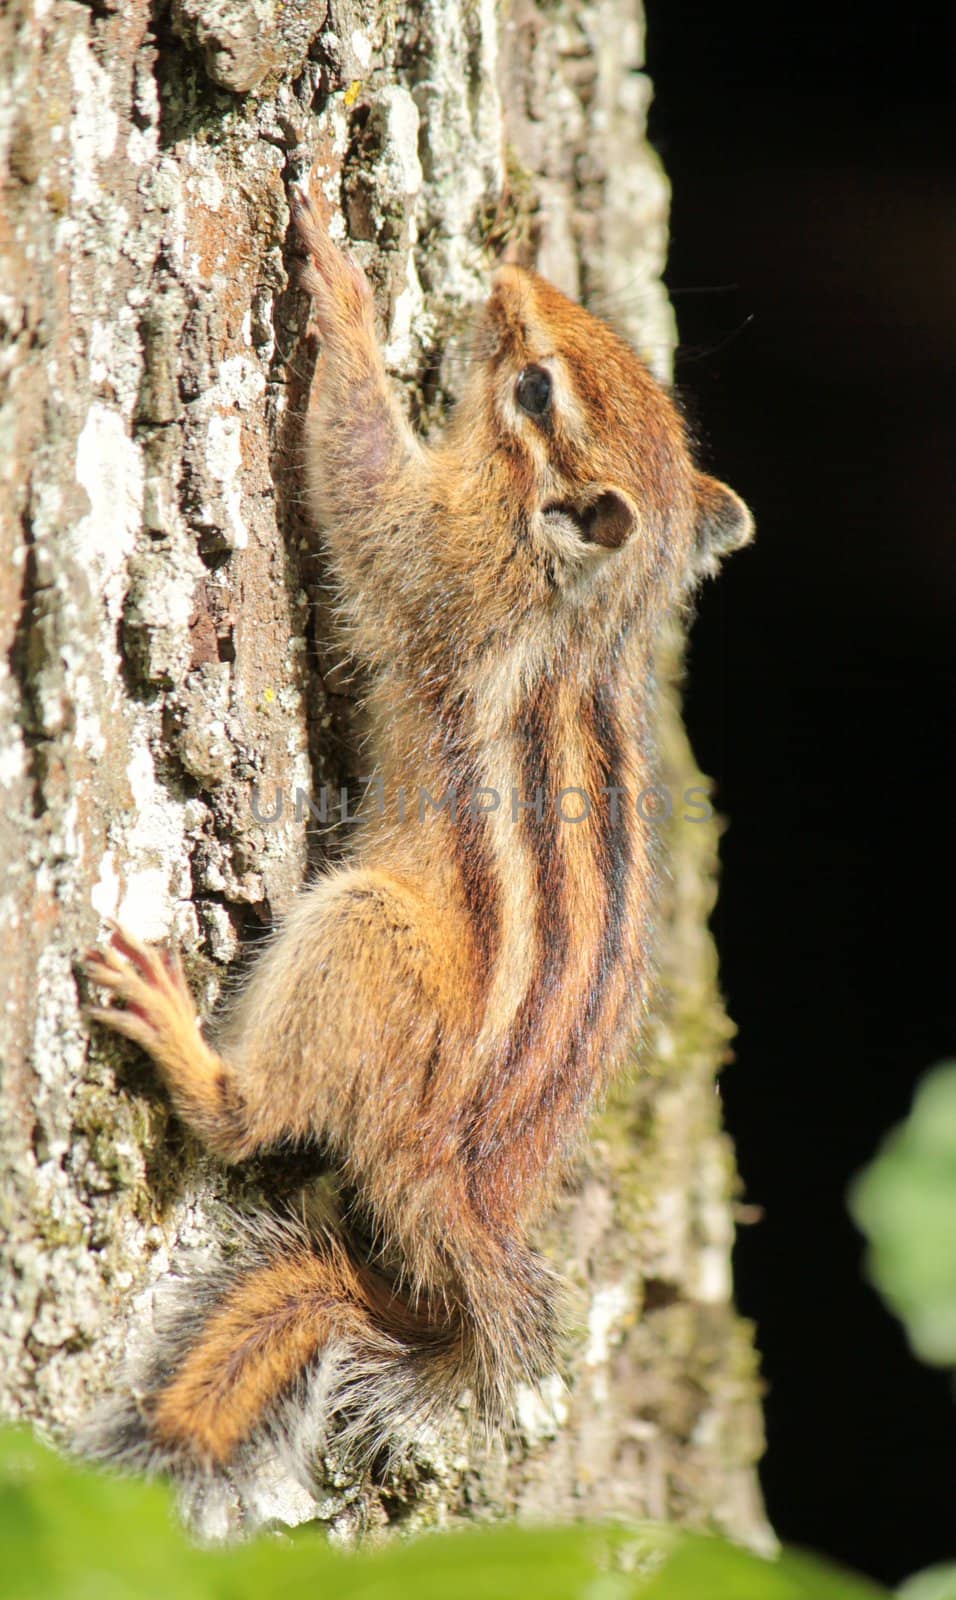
[292,186,373,338]
[83,923,199,1061]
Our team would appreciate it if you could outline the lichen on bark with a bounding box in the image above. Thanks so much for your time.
[0,0,768,1545]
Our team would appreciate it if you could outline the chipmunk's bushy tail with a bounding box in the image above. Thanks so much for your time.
[84,1212,559,1486]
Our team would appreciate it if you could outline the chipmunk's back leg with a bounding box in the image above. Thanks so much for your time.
[84,873,478,1471]
[84,870,466,1165]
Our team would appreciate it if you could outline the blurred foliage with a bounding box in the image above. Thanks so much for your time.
[0,1425,891,1600]
[849,1060,956,1371]
[898,1569,956,1600]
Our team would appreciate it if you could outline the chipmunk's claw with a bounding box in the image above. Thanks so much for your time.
[83,926,196,1052]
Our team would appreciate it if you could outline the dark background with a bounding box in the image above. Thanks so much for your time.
[644,4,955,1587]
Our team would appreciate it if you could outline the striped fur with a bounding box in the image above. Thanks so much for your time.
[82,190,752,1485]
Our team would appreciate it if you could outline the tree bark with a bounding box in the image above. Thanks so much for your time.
[0,0,769,1544]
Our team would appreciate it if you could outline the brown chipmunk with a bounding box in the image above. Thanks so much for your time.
[83,189,752,1482]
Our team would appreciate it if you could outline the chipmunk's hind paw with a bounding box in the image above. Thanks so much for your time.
[83,924,198,1058]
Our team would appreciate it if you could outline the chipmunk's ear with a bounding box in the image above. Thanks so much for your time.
[692,474,754,578]
[543,488,638,551]
[577,489,638,549]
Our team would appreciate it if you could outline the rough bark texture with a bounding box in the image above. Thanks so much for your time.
[1,0,768,1544]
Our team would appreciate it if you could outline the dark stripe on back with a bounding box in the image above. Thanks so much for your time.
[433,687,501,986]
[531,675,632,1133]
[584,675,632,1025]
[513,674,571,1013]
[462,675,571,1175]
[463,670,637,1217]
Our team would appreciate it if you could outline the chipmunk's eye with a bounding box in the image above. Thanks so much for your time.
[515,365,552,417]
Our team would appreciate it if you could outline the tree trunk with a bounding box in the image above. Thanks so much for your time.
[0,0,769,1544]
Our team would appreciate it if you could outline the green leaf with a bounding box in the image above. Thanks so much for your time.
[898,1567,956,1600]
[0,1430,659,1600]
[849,1061,956,1369]
[0,1428,215,1600]
[0,1427,898,1600]
[217,1521,650,1600]
[637,1532,888,1599]
[901,1568,956,1593]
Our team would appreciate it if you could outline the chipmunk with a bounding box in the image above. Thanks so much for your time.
[82,189,752,1484]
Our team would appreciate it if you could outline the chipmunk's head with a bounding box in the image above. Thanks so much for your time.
[456,264,752,611]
